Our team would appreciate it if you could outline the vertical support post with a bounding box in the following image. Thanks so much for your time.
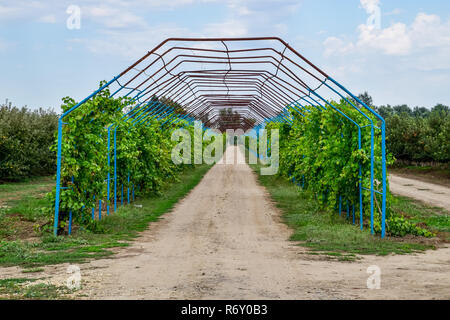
[68,210,72,235]
[381,121,387,238]
[370,126,375,235]
[114,128,117,212]
[121,184,124,206]
[339,196,342,216]
[346,201,349,219]
[352,205,355,225]
[358,128,363,230]
[107,127,111,216]
[68,176,74,235]
[92,195,95,220]
[53,118,64,236]
[99,200,102,220]
[127,171,130,204]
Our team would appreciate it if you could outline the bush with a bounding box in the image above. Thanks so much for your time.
[378,103,450,164]
[44,82,205,234]
[268,99,433,237]
[0,102,58,181]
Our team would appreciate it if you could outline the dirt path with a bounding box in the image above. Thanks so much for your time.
[389,174,450,211]
[1,147,449,299]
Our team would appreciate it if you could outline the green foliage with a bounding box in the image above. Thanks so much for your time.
[377,103,450,164]
[45,82,199,234]
[0,102,58,181]
[268,99,432,237]
[386,215,433,237]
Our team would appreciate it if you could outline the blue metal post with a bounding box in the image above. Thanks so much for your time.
[127,171,130,204]
[370,126,375,235]
[92,195,95,220]
[53,119,64,236]
[347,202,350,219]
[381,121,387,238]
[114,128,117,212]
[359,128,363,230]
[68,176,74,235]
[107,127,111,216]
[99,200,102,220]
[352,205,355,225]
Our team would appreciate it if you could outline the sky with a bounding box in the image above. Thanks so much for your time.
[1,0,450,112]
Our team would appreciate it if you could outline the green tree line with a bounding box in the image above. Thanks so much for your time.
[0,101,58,181]
[358,92,449,165]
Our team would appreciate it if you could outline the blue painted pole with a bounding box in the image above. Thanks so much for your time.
[121,184,124,206]
[347,202,350,219]
[127,171,130,204]
[381,122,387,238]
[68,210,72,235]
[99,200,102,220]
[370,126,375,235]
[107,127,111,216]
[114,128,117,212]
[53,119,64,236]
[92,195,95,220]
[359,128,363,230]
[352,205,355,225]
[339,196,342,217]
[68,176,74,235]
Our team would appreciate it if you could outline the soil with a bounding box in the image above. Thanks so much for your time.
[389,174,450,211]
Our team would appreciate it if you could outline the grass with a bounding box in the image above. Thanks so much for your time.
[250,163,438,260]
[391,196,450,240]
[0,176,53,240]
[0,164,212,268]
[0,176,53,200]
[0,278,74,300]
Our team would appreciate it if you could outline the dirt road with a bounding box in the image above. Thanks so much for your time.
[389,174,450,211]
[1,146,449,299]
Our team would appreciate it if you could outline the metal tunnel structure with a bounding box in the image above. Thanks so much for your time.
[54,37,387,237]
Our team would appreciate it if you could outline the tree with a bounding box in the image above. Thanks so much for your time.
[357,91,373,107]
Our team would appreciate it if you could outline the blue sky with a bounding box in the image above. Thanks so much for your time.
[1,0,450,112]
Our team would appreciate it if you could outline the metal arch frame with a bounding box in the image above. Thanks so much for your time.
[53,37,387,238]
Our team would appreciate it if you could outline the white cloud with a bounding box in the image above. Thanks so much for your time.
[384,8,402,16]
[324,13,450,63]
[37,14,57,23]
[323,37,355,57]
[203,19,248,37]
[0,1,44,19]
[73,24,193,60]
[357,22,411,55]
[85,5,147,29]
